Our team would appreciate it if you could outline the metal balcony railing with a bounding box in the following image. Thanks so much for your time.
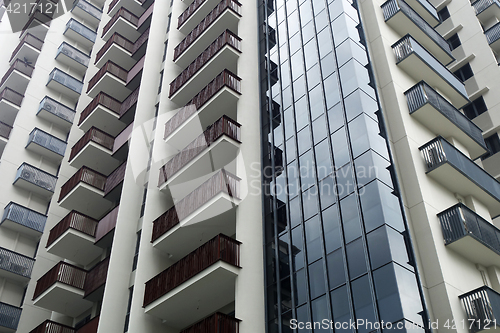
[164,69,241,140]
[178,0,208,28]
[95,205,119,243]
[126,55,144,84]
[472,0,500,16]
[0,59,34,87]
[485,22,500,45]
[173,0,242,60]
[159,116,241,185]
[169,30,241,96]
[405,81,485,148]
[1,202,47,233]
[30,320,76,333]
[47,68,84,94]
[0,121,12,139]
[102,7,139,37]
[152,170,240,241]
[131,27,150,55]
[79,92,121,125]
[0,87,24,106]
[382,0,450,54]
[28,128,67,157]
[87,61,128,92]
[15,163,57,192]
[20,10,51,36]
[104,162,126,195]
[144,234,240,306]
[95,32,134,64]
[137,2,153,27]
[65,19,97,43]
[0,246,35,278]
[69,127,115,161]
[59,167,107,201]
[10,33,43,62]
[119,87,139,117]
[459,286,500,333]
[83,257,109,297]
[38,96,76,124]
[0,302,21,330]
[72,0,102,19]
[47,211,98,247]
[57,42,90,67]
[181,313,240,333]
[33,262,86,299]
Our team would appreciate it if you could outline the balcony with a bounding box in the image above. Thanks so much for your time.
[72,0,102,29]
[30,316,99,333]
[108,0,144,16]
[111,121,133,160]
[0,88,23,127]
[181,313,239,333]
[439,203,500,267]
[83,257,109,301]
[26,128,67,161]
[46,211,101,266]
[485,22,500,53]
[104,162,126,202]
[0,302,21,331]
[119,86,139,124]
[0,121,12,141]
[404,81,487,159]
[79,93,125,136]
[95,205,119,248]
[0,246,34,284]
[164,69,241,150]
[9,33,43,66]
[55,42,90,74]
[13,163,57,199]
[64,19,97,50]
[159,116,241,198]
[95,32,135,70]
[69,127,119,174]
[178,0,237,34]
[58,167,112,219]
[47,68,83,101]
[1,202,46,238]
[0,59,34,94]
[472,0,500,25]
[131,27,149,59]
[37,97,76,131]
[137,2,153,31]
[152,170,240,258]
[33,262,92,317]
[173,0,242,68]
[381,0,452,65]
[169,30,241,105]
[392,35,469,108]
[19,10,50,41]
[101,7,140,41]
[459,286,500,333]
[144,235,240,329]
[420,137,500,217]
[125,55,144,90]
[87,61,130,100]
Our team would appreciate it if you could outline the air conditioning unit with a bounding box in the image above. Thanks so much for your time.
[35,180,52,191]
[54,72,66,84]
[21,169,35,182]
[9,263,26,276]
[61,48,72,57]
[75,56,85,65]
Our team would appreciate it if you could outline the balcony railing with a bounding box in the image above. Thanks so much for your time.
[59,167,107,201]
[381,0,451,54]
[125,55,144,85]
[459,286,500,333]
[69,127,115,161]
[57,42,90,68]
[404,82,486,148]
[420,137,500,201]
[87,61,128,92]
[33,262,86,300]
[173,0,242,61]
[72,0,102,20]
[95,205,119,242]
[15,163,57,192]
[1,202,47,233]
[104,162,126,195]
[119,86,139,117]
[65,19,97,43]
[164,70,241,139]
[0,87,24,106]
[48,68,84,94]
[79,92,121,126]
[137,2,153,27]
[0,246,35,278]
[10,33,43,62]
[102,7,139,37]
[83,257,109,296]
[38,96,76,124]
[131,27,149,55]
[28,128,67,157]
[181,313,240,333]
[438,203,500,253]
[47,211,98,247]
[159,116,241,185]
[95,32,134,64]
[30,320,76,333]
[152,170,240,241]
[485,22,500,45]
[169,30,241,97]
[76,316,99,333]
[178,0,206,28]
[472,0,500,16]
[0,302,21,330]
[20,10,51,36]
[144,234,240,306]
[0,59,34,87]
[0,121,12,139]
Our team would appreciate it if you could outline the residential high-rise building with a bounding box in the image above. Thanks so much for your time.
[0,0,499,329]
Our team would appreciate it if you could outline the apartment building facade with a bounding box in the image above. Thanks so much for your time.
[0,0,498,329]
